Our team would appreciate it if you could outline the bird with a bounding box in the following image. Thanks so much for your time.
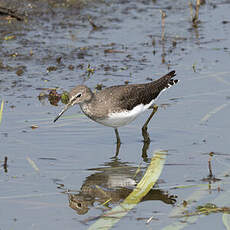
[54,70,178,148]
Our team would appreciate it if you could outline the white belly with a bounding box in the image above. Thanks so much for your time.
[96,99,155,128]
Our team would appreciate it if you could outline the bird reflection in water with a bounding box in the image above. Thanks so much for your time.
[60,158,177,215]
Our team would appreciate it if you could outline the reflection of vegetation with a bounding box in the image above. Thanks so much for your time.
[162,155,230,230]
[189,0,202,27]
[66,155,176,216]
[88,150,168,229]
[174,203,230,218]
[160,10,166,64]
[0,100,7,173]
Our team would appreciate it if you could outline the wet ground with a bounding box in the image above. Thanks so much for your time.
[1,0,230,229]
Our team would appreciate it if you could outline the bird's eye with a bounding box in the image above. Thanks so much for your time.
[76,93,82,98]
[77,202,82,208]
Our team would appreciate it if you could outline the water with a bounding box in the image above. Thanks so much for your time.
[1,0,230,229]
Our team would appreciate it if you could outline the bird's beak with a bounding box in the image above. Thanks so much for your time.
[53,103,72,123]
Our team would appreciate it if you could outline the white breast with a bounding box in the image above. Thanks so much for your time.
[97,99,155,128]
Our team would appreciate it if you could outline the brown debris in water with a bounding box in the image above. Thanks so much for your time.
[48,90,61,106]
[0,6,24,21]
[47,66,58,72]
[68,64,75,70]
[104,49,124,54]
[16,68,24,76]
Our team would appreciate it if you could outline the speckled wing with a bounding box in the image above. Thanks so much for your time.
[116,70,178,111]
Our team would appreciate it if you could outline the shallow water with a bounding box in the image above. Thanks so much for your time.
[1,0,230,229]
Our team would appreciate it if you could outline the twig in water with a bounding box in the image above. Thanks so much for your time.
[189,0,201,26]
[88,16,100,30]
[208,152,213,178]
[194,0,201,24]
[201,152,221,183]
[189,1,194,21]
[160,10,166,64]
[160,10,166,41]
[146,216,154,224]
[3,156,8,173]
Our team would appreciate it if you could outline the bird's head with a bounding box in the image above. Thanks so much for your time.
[53,85,93,122]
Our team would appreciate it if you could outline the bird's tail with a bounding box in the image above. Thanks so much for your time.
[152,70,178,90]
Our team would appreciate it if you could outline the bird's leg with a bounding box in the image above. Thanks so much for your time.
[114,128,121,157]
[141,105,158,160]
[142,105,158,143]
[115,128,121,144]
[142,140,150,162]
